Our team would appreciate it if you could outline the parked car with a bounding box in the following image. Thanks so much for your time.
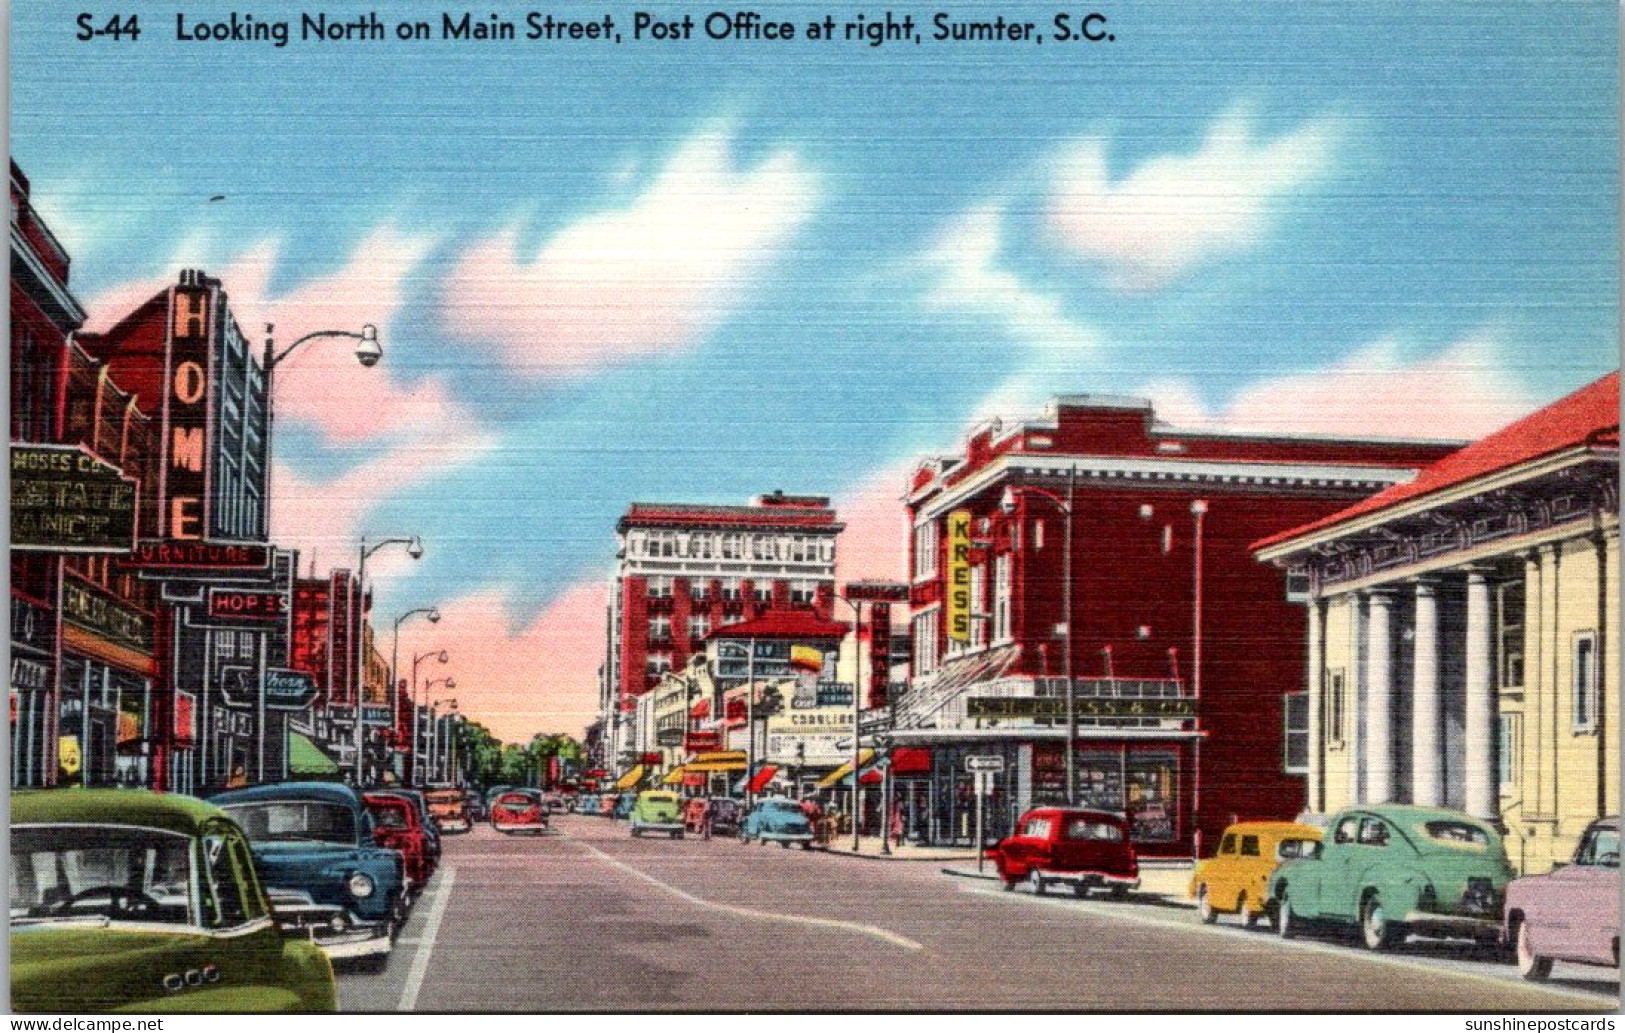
[425,788,472,834]
[364,793,434,894]
[990,808,1139,897]
[1503,816,1620,981]
[597,794,619,818]
[1267,804,1513,951]
[465,790,488,822]
[484,785,516,812]
[372,789,441,864]
[740,798,815,848]
[708,798,743,838]
[630,791,686,839]
[212,782,407,968]
[1189,821,1323,926]
[10,789,338,1013]
[613,792,638,820]
[540,791,568,814]
[683,797,710,834]
[577,792,601,815]
[491,790,548,834]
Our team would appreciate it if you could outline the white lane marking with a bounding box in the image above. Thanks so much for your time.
[958,883,1615,1007]
[566,832,924,951]
[398,865,457,1012]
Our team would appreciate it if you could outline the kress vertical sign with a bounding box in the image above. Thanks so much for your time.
[161,285,211,539]
[946,509,973,643]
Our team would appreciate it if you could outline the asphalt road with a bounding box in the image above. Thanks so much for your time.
[337,814,1620,1012]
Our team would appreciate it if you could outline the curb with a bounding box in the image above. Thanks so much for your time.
[941,865,1002,880]
[820,847,979,862]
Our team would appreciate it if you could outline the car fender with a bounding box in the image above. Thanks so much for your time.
[1359,868,1423,918]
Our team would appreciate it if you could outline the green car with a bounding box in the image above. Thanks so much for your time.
[629,791,685,839]
[11,789,337,1013]
[1267,804,1514,951]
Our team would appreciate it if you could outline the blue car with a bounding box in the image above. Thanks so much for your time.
[740,798,815,848]
[576,793,600,815]
[613,792,638,820]
[213,782,406,967]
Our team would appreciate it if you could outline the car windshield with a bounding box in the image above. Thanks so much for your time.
[1424,821,1489,846]
[497,796,533,811]
[1576,827,1621,867]
[11,826,194,927]
[1065,819,1122,842]
[221,801,357,844]
[370,805,409,829]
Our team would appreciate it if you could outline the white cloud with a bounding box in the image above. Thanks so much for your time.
[443,126,819,378]
[1047,108,1339,290]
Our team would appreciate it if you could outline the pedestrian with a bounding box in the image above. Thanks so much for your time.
[889,800,904,848]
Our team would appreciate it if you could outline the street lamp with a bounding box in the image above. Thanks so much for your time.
[1002,471,1077,806]
[353,535,425,784]
[390,608,439,781]
[831,593,866,853]
[411,650,449,785]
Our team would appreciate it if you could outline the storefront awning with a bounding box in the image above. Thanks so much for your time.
[662,766,688,786]
[614,765,646,790]
[746,765,778,794]
[288,731,339,776]
[890,747,932,776]
[816,749,875,789]
[690,699,710,720]
[686,750,747,773]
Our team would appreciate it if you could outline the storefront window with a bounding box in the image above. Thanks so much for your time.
[1126,751,1178,842]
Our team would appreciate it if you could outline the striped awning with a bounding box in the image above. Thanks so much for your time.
[686,751,747,773]
[815,749,876,789]
[614,765,646,790]
[662,766,687,786]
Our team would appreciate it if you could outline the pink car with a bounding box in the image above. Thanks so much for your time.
[1503,816,1620,981]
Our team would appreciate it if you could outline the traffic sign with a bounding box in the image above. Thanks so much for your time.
[965,754,1005,773]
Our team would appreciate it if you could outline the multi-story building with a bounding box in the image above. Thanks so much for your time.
[78,269,290,792]
[289,570,366,776]
[1254,371,1618,874]
[889,394,1461,857]
[602,491,843,768]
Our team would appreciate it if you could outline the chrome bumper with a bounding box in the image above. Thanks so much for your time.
[269,889,391,953]
[1037,870,1140,889]
[1403,911,1501,936]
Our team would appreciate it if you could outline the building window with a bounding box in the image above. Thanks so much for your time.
[648,616,671,643]
[687,616,710,641]
[689,578,710,601]
[720,578,742,601]
[790,579,816,605]
[969,565,986,648]
[993,554,1011,642]
[646,576,672,599]
[752,581,774,603]
[1033,520,1044,550]
[1284,692,1309,773]
[1327,669,1345,745]
[722,535,744,560]
[913,522,938,579]
[215,633,236,661]
[912,610,939,677]
[1498,581,1525,690]
[1573,630,1598,733]
[1498,712,1521,788]
[645,653,672,678]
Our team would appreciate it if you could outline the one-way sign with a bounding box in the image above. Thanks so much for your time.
[965,754,1005,773]
[220,666,320,711]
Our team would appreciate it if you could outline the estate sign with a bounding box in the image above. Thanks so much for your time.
[11,444,137,553]
[966,696,1197,720]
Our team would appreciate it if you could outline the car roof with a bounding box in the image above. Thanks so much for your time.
[1221,821,1323,838]
[12,788,225,836]
[364,793,411,809]
[211,781,364,810]
[1023,807,1127,821]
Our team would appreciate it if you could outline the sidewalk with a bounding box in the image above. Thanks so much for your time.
[818,838,977,862]
[942,860,1197,905]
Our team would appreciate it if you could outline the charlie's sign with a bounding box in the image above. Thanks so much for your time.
[11,445,137,553]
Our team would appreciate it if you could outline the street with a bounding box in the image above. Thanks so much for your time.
[339,816,1619,1012]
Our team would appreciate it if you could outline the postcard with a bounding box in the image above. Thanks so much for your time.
[7,0,1619,1016]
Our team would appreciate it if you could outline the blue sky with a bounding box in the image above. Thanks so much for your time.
[13,2,1618,738]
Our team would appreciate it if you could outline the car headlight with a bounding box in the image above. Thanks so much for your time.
[347,872,376,900]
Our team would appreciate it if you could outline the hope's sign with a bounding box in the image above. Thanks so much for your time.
[208,589,288,623]
[946,509,973,643]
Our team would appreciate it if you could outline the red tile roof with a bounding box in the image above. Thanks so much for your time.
[705,611,850,641]
[1254,371,1619,553]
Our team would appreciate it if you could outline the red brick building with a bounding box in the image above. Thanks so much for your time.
[891,395,1461,857]
[601,492,843,767]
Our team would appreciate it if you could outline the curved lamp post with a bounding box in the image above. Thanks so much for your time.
[411,650,449,785]
[389,608,439,780]
[352,535,425,784]
[1002,474,1076,806]
[428,693,458,785]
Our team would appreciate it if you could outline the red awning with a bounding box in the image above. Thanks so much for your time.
[890,747,932,776]
[706,610,850,642]
[747,766,778,793]
[858,768,883,785]
[690,699,710,720]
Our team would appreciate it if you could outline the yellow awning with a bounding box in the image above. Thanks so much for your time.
[816,749,876,789]
[662,766,687,785]
[614,765,646,790]
[686,750,747,773]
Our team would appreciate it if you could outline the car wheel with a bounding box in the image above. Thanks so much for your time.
[1275,892,1297,940]
[1516,921,1554,982]
[1108,885,1130,900]
[738,828,750,844]
[1001,877,1017,892]
[673,831,682,840]
[1361,895,1403,951]
[1197,885,1216,924]
[1239,893,1260,928]
[1027,868,1047,896]
[780,840,790,849]
[631,827,641,838]
[1072,881,1090,899]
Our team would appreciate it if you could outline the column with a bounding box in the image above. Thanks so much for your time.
[1463,570,1497,819]
[1306,598,1324,814]
[1365,590,1396,804]
[1411,578,1443,807]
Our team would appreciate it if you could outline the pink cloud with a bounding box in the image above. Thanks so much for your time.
[834,463,911,587]
[82,225,454,444]
[1138,334,1538,440]
[395,580,609,744]
[443,128,817,378]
